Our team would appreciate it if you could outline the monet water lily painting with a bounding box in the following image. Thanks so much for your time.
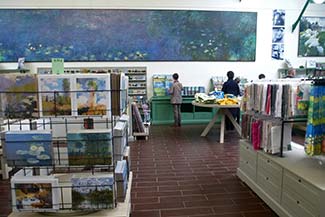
[4,131,52,166]
[0,9,256,61]
[298,17,325,57]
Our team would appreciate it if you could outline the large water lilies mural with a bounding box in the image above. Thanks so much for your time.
[0,9,257,61]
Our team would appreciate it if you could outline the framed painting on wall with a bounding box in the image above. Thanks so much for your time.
[298,16,325,57]
[0,9,257,62]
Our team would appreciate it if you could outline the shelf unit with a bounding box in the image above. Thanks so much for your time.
[237,139,325,217]
[151,96,217,125]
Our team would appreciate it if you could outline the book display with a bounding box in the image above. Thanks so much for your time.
[0,72,131,216]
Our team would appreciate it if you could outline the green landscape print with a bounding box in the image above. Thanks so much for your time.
[67,130,112,166]
[71,176,114,209]
[39,76,72,116]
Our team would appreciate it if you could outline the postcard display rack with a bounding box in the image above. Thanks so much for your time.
[0,72,132,217]
[237,80,325,217]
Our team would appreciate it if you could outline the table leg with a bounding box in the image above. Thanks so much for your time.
[220,110,225,143]
[223,109,241,136]
[200,110,220,137]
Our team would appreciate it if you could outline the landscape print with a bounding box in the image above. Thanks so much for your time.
[71,176,114,209]
[0,74,38,118]
[299,17,325,57]
[4,131,52,166]
[12,182,55,211]
[39,76,72,116]
[0,9,256,61]
[67,130,112,166]
[76,76,108,116]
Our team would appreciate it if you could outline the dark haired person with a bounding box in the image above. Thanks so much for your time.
[258,74,265,79]
[222,71,240,130]
[169,73,183,127]
[285,68,296,78]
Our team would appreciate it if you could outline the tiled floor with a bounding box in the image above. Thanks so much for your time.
[130,125,278,217]
[0,124,279,217]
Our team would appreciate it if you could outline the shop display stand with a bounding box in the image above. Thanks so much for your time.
[238,79,325,217]
[0,73,131,217]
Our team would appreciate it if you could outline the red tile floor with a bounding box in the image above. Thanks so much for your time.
[130,125,278,217]
[0,124,280,217]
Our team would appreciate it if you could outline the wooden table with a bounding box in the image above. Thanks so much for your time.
[192,101,241,143]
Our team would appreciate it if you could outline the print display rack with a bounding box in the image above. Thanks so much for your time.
[37,66,147,104]
[0,72,132,216]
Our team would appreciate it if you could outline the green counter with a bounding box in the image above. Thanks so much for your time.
[150,96,217,125]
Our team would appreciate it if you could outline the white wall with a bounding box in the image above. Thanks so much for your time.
[0,0,325,98]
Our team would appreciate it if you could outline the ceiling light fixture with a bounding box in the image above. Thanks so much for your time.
[313,0,325,4]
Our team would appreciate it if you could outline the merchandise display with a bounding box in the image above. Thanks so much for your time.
[304,81,325,156]
[242,80,311,118]
[194,92,239,105]
[39,74,113,117]
[114,160,128,202]
[152,74,173,96]
[0,71,131,215]
[242,114,292,154]
[182,86,205,96]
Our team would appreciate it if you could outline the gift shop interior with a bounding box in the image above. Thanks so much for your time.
[0,0,325,217]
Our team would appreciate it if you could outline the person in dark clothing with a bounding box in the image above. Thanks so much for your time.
[258,74,265,79]
[221,71,240,131]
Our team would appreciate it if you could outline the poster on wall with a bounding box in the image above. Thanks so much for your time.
[298,17,325,57]
[271,9,285,60]
[271,44,284,60]
[0,9,257,62]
